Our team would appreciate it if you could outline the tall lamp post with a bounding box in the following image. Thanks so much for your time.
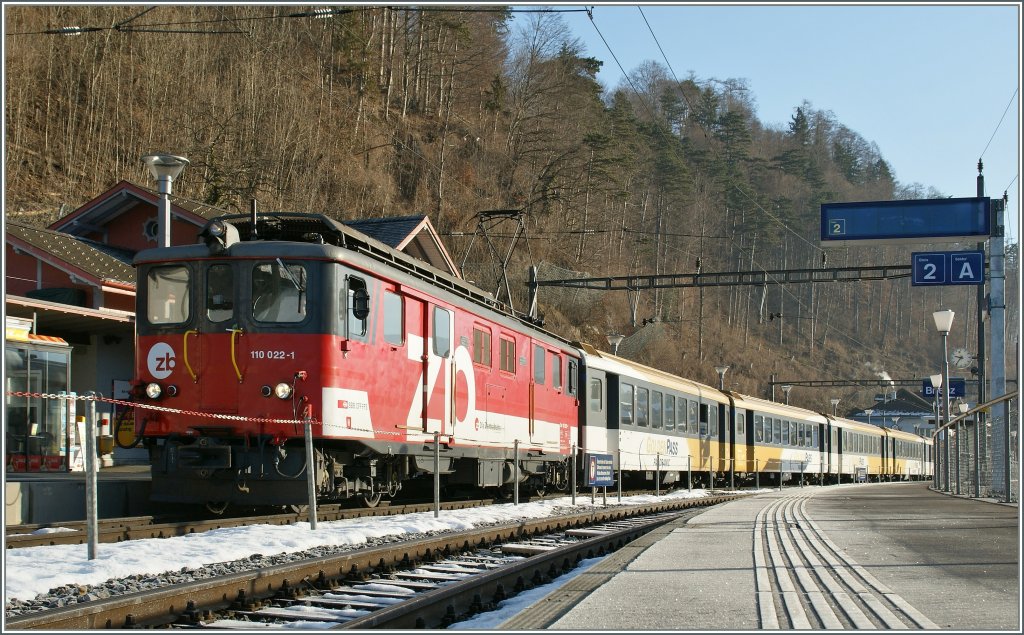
[830,398,840,417]
[781,385,793,405]
[930,373,945,491]
[865,408,874,427]
[142,154,190,248]
[714,365,729,391]
[933,310,954,493]
[606,333,624,355]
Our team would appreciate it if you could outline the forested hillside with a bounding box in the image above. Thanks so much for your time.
[4,5,1016,411]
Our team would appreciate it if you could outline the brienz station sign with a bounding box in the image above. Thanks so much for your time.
[820,196,991,286]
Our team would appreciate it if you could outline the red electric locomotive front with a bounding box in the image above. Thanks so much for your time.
[132,214,579,510]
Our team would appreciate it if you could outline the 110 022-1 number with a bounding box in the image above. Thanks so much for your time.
[251,350,295,360]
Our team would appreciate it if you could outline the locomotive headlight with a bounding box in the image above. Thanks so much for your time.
[145,383,163,399]
[208,220,227,237]
[274,383,293,399]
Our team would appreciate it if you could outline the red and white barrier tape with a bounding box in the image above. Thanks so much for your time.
[4,391,318,426]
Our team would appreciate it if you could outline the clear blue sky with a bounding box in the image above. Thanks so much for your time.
[513,3,1021,242]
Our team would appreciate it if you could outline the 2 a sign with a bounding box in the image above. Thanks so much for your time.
[912,251,984,286]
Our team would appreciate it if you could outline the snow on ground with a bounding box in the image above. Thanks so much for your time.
[3,488,714,605]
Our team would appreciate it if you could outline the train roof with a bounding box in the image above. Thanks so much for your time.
[579,343,728,402]
[133,212,578,351]
[730,391,829,423]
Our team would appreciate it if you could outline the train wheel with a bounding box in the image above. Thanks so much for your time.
[360,492,383,508]
[206,501,229,515]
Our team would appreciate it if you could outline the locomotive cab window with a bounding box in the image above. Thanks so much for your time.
[206,264,234,323]
[147,265,190,325]
[383,291,404,345]
[253,261,307,323]
[567,359,578,396]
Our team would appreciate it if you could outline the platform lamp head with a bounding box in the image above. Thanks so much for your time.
[714,365,729,391]
[830,398,841,417]
[606,333,624,355]
[142,153,190,248]
[931,310,954,429]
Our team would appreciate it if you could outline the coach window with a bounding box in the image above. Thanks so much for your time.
[590,378,603,412]
[754,415,764,442]
[533,345,545,384]
[688,400,698,433]
[698,403,709,436]
[383,291,404,345]
[206,264,234,323]
[148,265,190,324]
[433,307,451,357]
[650,391,663,429]
[812,426,819,449]
[782,420,790,446]
[472,326,492,366]
[709,404,718,437]
[736,412,745,438]
[551,353,562,390]
[619,383,635,426]
[664,394,675,431]
[636,387,649,427]
[773,419,782,444]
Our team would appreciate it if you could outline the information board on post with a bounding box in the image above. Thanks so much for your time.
[820,197,991,246]
[586,453,615,487]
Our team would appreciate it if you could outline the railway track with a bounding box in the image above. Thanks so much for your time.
[5,488,680,549]
[754,491,939,629]
[4,493,742,630]
[4,499,498,549]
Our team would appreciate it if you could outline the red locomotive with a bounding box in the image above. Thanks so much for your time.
[133,214,580,510]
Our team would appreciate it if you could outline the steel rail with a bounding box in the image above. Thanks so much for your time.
[4,494,741,630]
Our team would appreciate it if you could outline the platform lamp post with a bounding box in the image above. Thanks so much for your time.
[958,400,979,498]
[606,333,624,356]
[830,398,840,417]
[781,385,793,405]
[714,365,729,391]
[933,310,954,493]
[142,154,190,248]
[930,373,945,491]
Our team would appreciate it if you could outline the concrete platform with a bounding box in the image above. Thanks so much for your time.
[504,482,1019,631]
[4,465,154,525]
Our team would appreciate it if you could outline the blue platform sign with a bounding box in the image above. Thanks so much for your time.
[912,251,984,286]
[586,453,615,487]
[922,378,966,399]
[821,197,991,246]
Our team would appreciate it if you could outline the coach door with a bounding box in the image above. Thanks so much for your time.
[425,304,453,437]
[582,368,609,455]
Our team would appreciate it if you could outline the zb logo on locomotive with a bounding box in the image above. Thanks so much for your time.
[147,342,177,379]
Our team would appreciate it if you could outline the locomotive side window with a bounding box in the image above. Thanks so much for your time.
[383,291,404,345]
[347,277,369,337]
[551,353,562,390]
[533,345,545,384]
[433,307,451,357]
[499,337,516,373]
[148,265,191,324]
[206,264,234,323]
[619,383,634,426]
[253,261,306,323]
[589,378,603,412]
[472,327,491,366]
